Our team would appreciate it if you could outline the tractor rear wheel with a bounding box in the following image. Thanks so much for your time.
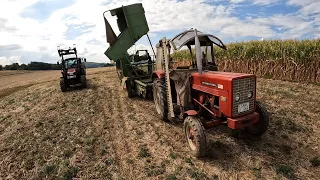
[126,80,135,98]
[60,78,67,92]
[245,101,269,136]
[153,78,168,121]
[183,116,207,158]
[81,75,87,88]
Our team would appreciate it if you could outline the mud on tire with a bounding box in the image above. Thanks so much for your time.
[183,116,207,158]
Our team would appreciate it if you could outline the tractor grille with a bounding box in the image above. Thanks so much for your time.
[232,77,255,117]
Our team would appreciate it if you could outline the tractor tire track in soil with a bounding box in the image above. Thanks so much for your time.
[97,73,215,179]
[99,72,136,179]
[96,73,125,179]
[0,79,57,99]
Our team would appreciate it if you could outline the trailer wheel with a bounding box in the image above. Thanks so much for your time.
[153,78,168,121]
[81,75,87,88]
[60,78,67,92]
[126,80,135,98]
[184,116,207,158]
[245,101,269,136]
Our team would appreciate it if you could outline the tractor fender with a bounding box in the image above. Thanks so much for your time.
[151,70,164,80]
[183,110,198,119]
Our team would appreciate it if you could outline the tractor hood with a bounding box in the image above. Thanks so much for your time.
[191,71,256,92]
[67,68,76,74]
[193,71,255,81]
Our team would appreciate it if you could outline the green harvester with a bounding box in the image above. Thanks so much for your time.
[103,3,155,98]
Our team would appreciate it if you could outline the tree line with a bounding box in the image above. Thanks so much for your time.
[0,62,62,70]
[0,62,115,71]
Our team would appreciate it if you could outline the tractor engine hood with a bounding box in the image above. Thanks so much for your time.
[67,68,76,75]
[191,71,256,117]
[192,71,255,92]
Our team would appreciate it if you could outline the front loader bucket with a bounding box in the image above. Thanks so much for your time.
[103,3,149,61]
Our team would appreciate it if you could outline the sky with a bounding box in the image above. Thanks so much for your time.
[0,0,319,66]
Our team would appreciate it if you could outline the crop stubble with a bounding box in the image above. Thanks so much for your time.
[0,67,319,179]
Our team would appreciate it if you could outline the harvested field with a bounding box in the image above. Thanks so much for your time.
[0,67,319,179]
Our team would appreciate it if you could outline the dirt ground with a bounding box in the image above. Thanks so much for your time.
[0,67,319,180]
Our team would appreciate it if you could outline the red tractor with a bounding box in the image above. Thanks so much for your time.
[57,45,87,92]
[152,29,269,157]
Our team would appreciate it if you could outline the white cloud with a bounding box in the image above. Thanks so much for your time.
[0,56,22,66]
[286,0,317,6]
[253,14,310,30]
[252,0,280,5]
[287,0,320,16]
[299,1,320,15]
[220,23,274,38]
[229,0,246,3]
[229,0,280,5]
[0,0,319,66]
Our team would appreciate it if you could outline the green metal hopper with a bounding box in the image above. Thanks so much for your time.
[103,3,155,99]
[104,3,149,61]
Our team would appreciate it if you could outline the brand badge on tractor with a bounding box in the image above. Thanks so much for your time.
[218,84,223,89]
[202,82,217,87]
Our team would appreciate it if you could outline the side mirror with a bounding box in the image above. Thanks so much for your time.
[84,58,86,62]
[57,61,59,65]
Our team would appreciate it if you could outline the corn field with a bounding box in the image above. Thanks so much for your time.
[171,39,320,83]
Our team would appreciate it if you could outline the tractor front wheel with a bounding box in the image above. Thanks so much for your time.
[245,101,269,136]
[153,78,168,121]
[60,78,67,92]
[183,116,207,158]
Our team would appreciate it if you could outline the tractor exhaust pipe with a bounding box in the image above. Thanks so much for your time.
[195,29,202,74]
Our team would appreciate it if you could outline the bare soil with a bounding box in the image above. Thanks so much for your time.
[0,67,319,180]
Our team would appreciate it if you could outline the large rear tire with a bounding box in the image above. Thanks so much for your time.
[81,75,87,88]
[183,116,207,158]
[126,80,135,98]
[245,101,269,136]
[153,78,168,121]
[60,78,67,92]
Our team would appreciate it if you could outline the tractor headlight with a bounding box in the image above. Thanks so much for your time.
[247,91,253,99]
[235,93,240,102]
